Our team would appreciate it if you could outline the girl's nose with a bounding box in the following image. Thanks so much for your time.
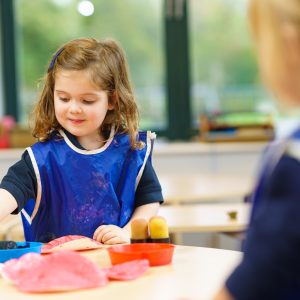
[69,100,82,113]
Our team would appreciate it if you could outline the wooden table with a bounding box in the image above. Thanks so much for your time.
[159,202,250,245]
[159,202,250,233]
[160,174,254,204]
[0,245,242,300]
[0,214,23,240]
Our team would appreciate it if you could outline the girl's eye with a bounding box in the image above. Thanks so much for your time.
[59,97,69,102]
[82,100,95,104]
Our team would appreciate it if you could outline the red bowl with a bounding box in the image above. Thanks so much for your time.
[107,243,175,266]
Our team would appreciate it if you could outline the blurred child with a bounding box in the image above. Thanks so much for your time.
[0,38,163,244]
[214,0,300,299]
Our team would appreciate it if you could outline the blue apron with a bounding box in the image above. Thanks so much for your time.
[21,130,153,242]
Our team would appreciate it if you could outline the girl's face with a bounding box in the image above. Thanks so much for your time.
[257,24,300,107]
[54,69,114,149]
[250,0,300,106]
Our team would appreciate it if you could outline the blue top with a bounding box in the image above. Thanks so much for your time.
[226,127,300,300]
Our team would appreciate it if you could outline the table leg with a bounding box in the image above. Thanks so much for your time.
[170,232,183,245]
[210,233,220,248]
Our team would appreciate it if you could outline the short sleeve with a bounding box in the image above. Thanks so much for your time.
[134,159,164,208]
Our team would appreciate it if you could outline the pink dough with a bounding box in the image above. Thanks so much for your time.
[42,235,103,253]
[107,259,150,280]
[2,250,108,292]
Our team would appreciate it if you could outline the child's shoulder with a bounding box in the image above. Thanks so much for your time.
[138,130,156,140]
[284,126,300,162]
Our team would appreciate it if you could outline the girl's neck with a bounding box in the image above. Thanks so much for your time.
[77,134,106,150]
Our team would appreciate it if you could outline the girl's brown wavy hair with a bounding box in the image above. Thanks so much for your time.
[33,38,139,148]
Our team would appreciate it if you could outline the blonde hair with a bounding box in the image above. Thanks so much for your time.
[249,0,300,101]
[33,38,139,148]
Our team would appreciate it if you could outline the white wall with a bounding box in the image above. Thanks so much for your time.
[152,141,266,178]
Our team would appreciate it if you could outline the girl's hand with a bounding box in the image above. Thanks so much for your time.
[93,225,130,245]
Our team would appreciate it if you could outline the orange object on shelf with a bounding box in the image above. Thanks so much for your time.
[199,112,275,142]
[107,243,175,266]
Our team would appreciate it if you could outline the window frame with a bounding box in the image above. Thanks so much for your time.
[0,0,19,121]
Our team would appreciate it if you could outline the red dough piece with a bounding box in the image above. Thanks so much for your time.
[107,259,150,280]
[2,251,108,292]
[42,235,103,253]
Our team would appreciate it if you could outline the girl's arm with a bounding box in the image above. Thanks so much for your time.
[124,202,160,234]
[0,188,18,221]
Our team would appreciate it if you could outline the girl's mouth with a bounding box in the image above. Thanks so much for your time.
[69,119,84,125]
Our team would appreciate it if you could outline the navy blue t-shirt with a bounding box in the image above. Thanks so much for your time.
[0,131,163,213]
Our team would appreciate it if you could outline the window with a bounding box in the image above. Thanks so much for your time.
[189,0,273,128]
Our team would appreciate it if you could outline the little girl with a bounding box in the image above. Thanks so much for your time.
[0,38,163,244]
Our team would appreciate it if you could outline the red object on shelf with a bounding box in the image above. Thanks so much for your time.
[107,243,175,266]
[0,115,16,148]
[0,129,10,148]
